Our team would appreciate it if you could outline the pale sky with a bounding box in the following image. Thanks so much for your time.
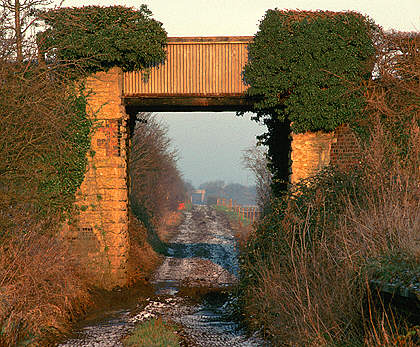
[58,0,419,187]
[60,0,419,34]
[154,112,265,187]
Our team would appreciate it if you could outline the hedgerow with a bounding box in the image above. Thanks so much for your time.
[0,67,92,225]
[1,4,169,344]
[239,27,420,345]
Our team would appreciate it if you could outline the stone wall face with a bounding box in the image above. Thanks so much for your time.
[291,131,335,183]
[62,67,129,289]
[291,124,360,183]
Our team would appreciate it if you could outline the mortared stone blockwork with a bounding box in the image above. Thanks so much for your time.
[291,124,360,183]
[61,68,130,290]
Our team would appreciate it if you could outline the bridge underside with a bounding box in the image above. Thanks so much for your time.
[124,95,255,113]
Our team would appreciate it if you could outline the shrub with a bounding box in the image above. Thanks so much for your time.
[361,31,419,166]
[240,127,419,345]
[242,145,272,210]
[0,59,93,344]
[0,64,93,223]
[238,28,418,346]
[0,231,91,346]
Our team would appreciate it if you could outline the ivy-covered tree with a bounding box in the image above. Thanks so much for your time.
[39,5,167,74]
[244,10,376,133]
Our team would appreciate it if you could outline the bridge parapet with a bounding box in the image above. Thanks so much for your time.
[123,36,251,97]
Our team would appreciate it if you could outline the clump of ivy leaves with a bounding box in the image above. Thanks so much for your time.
[37,84,92,216]
[240,10,377,195]
[38,5,167,75]
[35,5,167,217]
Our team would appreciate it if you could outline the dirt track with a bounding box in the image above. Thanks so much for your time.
[153,205,238,291]
[58,205,266,347]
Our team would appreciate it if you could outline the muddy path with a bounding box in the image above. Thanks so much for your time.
[57,205,266,346]
[153,205,238,292]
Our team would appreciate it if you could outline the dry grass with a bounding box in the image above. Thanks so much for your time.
[0,230,91,346]
[127,211,161,284]
[157,211,184,243]
[240,122,419,346]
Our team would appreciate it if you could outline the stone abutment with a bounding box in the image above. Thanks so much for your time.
[62,67,130,289]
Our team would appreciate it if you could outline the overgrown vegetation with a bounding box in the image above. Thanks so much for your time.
[241,152,418,345]
[239,20,419,346]
[241,10,377,194]
[362,31,419,164]
[39,5,167,75]
[0,42,93,347]
[0,3,169,345]
[0,67,92,224]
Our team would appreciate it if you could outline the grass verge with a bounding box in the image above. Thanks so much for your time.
[123,318,181,347]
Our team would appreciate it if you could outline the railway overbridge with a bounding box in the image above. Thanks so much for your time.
[63,36,358,289]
